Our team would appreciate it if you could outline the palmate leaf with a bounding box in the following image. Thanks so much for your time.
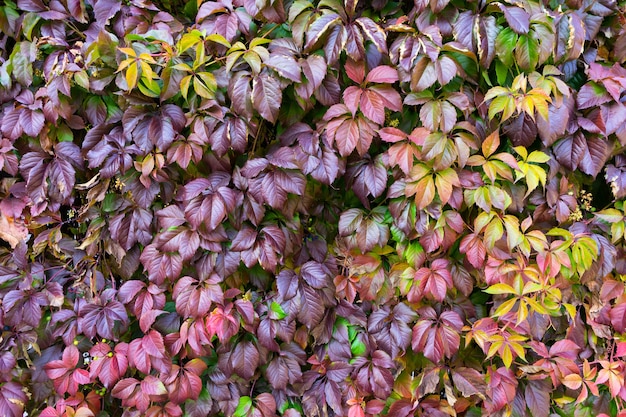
[44,346,91,395]
[89,342,129,388]
[411,307,463,364]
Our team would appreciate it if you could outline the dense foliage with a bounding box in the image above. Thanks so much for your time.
[1,0,626,415]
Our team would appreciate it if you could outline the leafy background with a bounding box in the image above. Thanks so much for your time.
[1,0,626,416]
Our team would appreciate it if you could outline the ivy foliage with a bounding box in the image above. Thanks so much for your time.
[1,0,626,416]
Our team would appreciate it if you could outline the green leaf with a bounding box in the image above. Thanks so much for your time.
[594,209,623,223]
[515,34,539,72]
[270,301,287,320]
[234,396,253,417]
[495,28,518,68]
[351,339,367,356]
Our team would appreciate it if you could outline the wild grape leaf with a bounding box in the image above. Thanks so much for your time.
[265,54,301,82]
[413,258,453,302]
[109,207,153,250]
[537,97,574,146]
[503,113,537,147]
[553,132,586,172]
[173,275,224,318]
[183,173,238,230]
[297,283,325,328]
[0,382,27,417]
[304,13,342,51]
[118,281,166,333]
[230,340,259,379]
[89,342,129,388]
[346,156,388,207]
[112,375,167,412]
[577,82,612,109]
[140,231,193,284]
[579,135,609,178]
[19,107,45,137]
[93,0,121,24]
[387,399,418,417]
[412,307,463,363]
[277,269,299,300]
[206,303,240,342]
[162,359,207,404]
[324,105,377,156]
[79,290,129,340]
[525,379,551,417]
[300,261,331,289]
[44,345,91,395]
[499,5,530,34]
[3,288,47,327]
[229,71,254,119]
[296,55,327,99]
[353,350,395,399]
[368,303,416,358]
[127,330,170,374]
[486,366,518,413]
[252,72,282,123]
[452,367,487,399]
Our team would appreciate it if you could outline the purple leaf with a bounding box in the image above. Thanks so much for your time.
[305,13,341,51]
[230,340,259,379]
[300,261,329,289]
[499,5,530,34]
[252,72,282,123]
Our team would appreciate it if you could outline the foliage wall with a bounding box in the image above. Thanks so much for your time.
[1,0,626,415]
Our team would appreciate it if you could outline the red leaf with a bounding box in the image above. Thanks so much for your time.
[366,66,398,84]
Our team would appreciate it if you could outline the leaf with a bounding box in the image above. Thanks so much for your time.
[305,13,341,51]
[525,380,551,417]
[452,367,487,399]
[577,82,612,109]
[366,66,398,84]
[297,284,324,328]
[300,261,329,289]
[499,5,530,34]
[515,35,539,72]
[503,113,537,147]
[579,136,609,178]
[252,72,282,123]
[0,382,27,417]
[231,340,259,379]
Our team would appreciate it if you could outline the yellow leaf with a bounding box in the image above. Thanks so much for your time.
[140,61,155,80]
[514,146,528,160]
[193,75,214,99]
[501,345,513,368]
[125,62,138,90]
[493,298,518,317]
[484,283,515,294]
[180,75,192,99]
[487,340,503,359]
[510,340,526,361]
[516,301,528,324]
[118,47,136,57]
[527,150,550,164]
[117,57,135,72]
[138,53,156,64]
[511,73,527,91]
